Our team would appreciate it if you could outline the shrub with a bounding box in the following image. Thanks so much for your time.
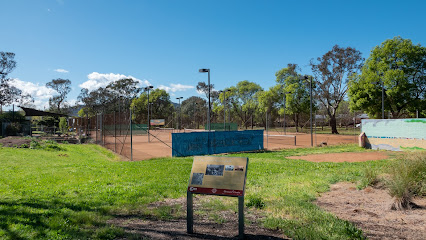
[42,140,63,151]
[19,143,29,148]
[59,117,68,134]
[358,167,379,189]
[387,152,426,210]
[5,123,22,136]
[246,195,265,209]
[30,139,42,149]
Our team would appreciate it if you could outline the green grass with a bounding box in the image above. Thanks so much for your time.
[0,143,392,239]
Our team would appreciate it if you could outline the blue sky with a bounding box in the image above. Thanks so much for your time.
[2,0,426,109]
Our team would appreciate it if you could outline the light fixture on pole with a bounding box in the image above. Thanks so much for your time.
[199,68,211,131]
[176,97,183,130]
[373,75,385,119]
[301,75,313,147]
[145,85,154,142]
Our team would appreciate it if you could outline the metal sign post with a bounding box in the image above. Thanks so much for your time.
[186,156,248,239]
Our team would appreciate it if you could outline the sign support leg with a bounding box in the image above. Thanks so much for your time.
[187,191,193,234]
[238,196,244,239]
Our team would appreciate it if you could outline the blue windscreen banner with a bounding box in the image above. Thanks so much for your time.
[172,130,264,157]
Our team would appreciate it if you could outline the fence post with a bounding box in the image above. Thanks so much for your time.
[102,113,104,146]
[96,115,98,143]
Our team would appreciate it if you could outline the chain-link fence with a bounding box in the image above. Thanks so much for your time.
[72,110,178,160]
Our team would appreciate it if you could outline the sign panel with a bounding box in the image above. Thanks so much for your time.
[150,119,165,126]
[172,130,263,157]
[188,156,248,196]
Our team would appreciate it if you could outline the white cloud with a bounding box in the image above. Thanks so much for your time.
[67,99,78,106]
[79,72,150,92]
[9,78,57,109]
[54,68,69,73]
[158,83,195,93]
[196,87,216,96]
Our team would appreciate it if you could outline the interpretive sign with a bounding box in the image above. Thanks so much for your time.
[187,156,248,238]
[150,119,165,126]
[187,156,248,196]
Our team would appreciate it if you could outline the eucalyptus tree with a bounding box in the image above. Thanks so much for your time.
[311,45,364,134]
[131,89,174,124]
[181,96,207,129]
[227,80,263,129]
[0,52,20,110]
[46,78,72,113]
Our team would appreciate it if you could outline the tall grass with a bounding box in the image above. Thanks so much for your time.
[387,151,426,210]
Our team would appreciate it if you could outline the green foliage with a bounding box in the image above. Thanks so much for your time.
[59,117,68,134]
[181,96,206,128]
[226,80,263,129]
[343,220,366,239]
[30,139,42,149]
[274,64,312,131]
[311,45,364,134]
[131,88,174,124]
[348,36,426,118]
[0,111,25,122]
[388,152,426,195]
[77,107,95,117]
[246,195,266,209]
[5,122,22,136]
[28,139,64,151]
[0,51,20,106]
[46,78,72,113]
[357,167,379,189]
[386,152,426,210]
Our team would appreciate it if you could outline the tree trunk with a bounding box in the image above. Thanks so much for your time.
[295,114,299,133]
[330,115,339,134]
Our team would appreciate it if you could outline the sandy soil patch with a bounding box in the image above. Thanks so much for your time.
[109,196,288,239]
[315,182,426,240]
[0,136,31,147]
[287,151,390,162]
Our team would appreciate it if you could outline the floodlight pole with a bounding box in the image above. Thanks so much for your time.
[199,69,211,131]
[145,86,154,142]
[208,70,210,131]
[381,81,384,119]
[176,97,183,130]
[309,76,313,147]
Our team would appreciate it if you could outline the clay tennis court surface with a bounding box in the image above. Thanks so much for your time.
[108,130,359,161]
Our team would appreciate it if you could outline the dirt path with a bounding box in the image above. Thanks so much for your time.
[109,196,288,239]
[315,182,426,240]
[287,151,390,162]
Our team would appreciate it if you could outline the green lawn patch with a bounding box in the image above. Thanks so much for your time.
[0,144,391,239]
